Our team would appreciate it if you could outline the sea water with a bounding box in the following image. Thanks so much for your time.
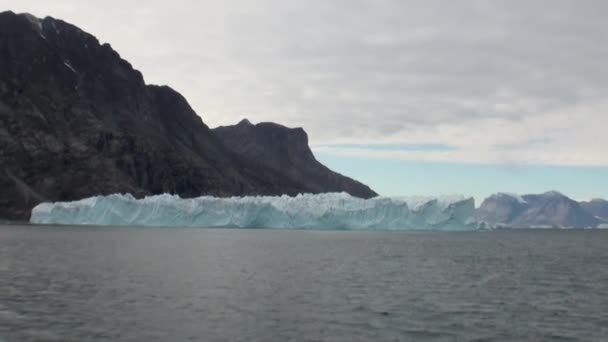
[1,225,607,341]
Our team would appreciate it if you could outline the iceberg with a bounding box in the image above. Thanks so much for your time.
[30,193,477,230]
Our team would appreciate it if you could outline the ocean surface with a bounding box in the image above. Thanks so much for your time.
[1,225,607,341]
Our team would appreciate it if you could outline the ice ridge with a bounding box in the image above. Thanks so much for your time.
[30,193,477,230]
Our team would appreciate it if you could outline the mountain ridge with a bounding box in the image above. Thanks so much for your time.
[477,191,605,228]
[579,198,608,221]
[213,119,377,199]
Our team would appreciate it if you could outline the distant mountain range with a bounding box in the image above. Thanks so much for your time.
[0,11,376,220]
[477,192,608,228]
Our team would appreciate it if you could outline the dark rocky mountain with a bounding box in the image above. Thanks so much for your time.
[580,199,608,221]
[213,120,377,199]
[0,11,376,220]
[477,191,602,228]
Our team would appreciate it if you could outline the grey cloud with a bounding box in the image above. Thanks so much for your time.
[7,0,608,146]
[493,138,554,151]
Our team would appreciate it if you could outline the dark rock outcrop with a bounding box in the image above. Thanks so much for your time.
[580,199,608,221]
[0,11,376,220]
[213,120,377,199]
[477,191,601,228]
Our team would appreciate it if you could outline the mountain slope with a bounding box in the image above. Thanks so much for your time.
[0,11,376,220]
[475,193,528,225]
[580,199,608,221]
[477,191,601,228]
[213,120,377,199]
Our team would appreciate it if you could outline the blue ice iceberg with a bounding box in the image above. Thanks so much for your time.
[30,193,477,230]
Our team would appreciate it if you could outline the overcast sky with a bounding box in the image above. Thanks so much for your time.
[6,1,608,199]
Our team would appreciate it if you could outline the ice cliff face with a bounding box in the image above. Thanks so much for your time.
[30,193,477,230]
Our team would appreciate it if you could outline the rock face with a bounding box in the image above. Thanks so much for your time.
[213,120,377,199]
[580,199,608,221]
[475,193,528,226]
[0,11,376,220]
[477,191,601,228]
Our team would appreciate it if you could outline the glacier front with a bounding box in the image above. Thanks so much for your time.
[30,193,477,230]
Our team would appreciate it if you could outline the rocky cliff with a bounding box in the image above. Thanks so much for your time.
[213,120,377,199]
[0,11,376,220]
